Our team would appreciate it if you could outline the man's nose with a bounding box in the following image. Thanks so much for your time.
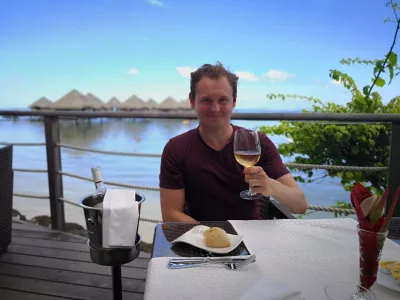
[210,102,220,112]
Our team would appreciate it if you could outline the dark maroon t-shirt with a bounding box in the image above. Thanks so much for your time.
[159,125,289,221]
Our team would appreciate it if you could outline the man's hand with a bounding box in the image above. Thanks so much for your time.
[243,166,308,214]
[243,166,272,196]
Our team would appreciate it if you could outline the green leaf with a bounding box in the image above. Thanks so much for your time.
[388,52,398,66]
[363,85,370,96]
[384,17,391,23]
[375,77,386,87]
[389,65,394,84]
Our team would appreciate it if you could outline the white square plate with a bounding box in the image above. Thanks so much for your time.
[376,270,400,293]
[170,225,244,254]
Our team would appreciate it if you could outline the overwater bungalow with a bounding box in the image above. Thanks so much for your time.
[85,93,106,111]
[119,95,147,111]
[106,97,121,111]
[52,89,89,111]
[29,97,54,111]
[145,98,158,110]
[157,96,179,111]
[177,98,192,111]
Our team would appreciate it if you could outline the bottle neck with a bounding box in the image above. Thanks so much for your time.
[95,180,106,190]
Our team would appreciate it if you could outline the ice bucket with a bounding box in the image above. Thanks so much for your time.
[79,192,146,249]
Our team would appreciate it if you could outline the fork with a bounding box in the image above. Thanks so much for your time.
[168,254,256,270]
[223,254,256,270]
[224,254,256,270]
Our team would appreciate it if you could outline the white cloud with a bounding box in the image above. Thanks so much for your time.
[235,71,258,82]
[127,68,139,76]
[176,66,196,79]
[146,0,165,7]
[262,70,295,82]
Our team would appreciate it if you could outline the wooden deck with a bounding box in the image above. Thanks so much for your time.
[0,221,150,300]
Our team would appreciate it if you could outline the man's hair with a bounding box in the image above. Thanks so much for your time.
[190,62,239,99]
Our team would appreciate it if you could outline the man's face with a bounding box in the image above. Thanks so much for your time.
[190,76,236,130]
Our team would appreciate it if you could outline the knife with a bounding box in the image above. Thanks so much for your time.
[169,256,249,265]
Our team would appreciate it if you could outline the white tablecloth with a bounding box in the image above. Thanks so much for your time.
[143,218,400,300]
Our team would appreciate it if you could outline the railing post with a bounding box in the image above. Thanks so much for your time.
[386,123,400,217]
[44,116,65,230]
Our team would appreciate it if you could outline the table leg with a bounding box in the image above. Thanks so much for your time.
[112,265,122,300]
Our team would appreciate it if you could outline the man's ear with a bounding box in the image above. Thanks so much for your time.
[233,97,237,108]
[189,92,195,108]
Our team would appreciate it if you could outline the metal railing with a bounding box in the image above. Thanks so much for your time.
[1,110,400,229]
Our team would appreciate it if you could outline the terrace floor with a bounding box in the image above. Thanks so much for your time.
[0,221,150,300]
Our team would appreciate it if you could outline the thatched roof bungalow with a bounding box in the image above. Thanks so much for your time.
[29,97,54,110]
[85,93,106,110]
[145,98,158,110]
[52,89,88,110]
[157,97,179,111]
[119,95,147,111]
[178,99,192,111]
[105,97,121,110]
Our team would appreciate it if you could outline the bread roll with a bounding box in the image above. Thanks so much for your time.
[203,227,231,248]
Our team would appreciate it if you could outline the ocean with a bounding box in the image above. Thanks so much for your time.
[0,111,351,242]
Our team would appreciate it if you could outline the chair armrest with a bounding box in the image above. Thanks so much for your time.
[388,217,400,241]
[260,196,296,220]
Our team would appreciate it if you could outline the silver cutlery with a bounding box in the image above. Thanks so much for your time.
[168,254,256,270]
[224,254,256,270]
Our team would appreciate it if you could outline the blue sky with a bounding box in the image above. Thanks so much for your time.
[0,0,398,109]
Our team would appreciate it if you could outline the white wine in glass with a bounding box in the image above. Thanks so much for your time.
[234,128,262,200]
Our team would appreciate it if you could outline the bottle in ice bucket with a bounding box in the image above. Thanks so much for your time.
[91,167,107,208]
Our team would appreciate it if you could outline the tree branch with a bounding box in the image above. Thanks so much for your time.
[367,1,400,96]
[390,0,399,22]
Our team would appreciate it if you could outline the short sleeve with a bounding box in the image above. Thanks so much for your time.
[159,139,185,189]
[258,132,289,180]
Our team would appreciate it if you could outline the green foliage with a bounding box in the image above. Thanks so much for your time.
[261,1,400,199]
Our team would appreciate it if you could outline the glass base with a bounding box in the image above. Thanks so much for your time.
[325,282,376,300]
[240,190,263,200]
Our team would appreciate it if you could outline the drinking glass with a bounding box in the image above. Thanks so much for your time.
[233,128,262,200]
[324,226,388,300]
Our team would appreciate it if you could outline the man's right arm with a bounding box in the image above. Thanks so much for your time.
[159,139,198,223]
[160,188,197,222]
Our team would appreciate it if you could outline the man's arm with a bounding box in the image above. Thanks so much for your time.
[269,173,308,214]
[160,188,198,222]
[252,133,308,214]
[159,139,198,222]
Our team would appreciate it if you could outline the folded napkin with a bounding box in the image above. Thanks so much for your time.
[238,276,303,300]
[102,189,139,248]
[351,182,400,233]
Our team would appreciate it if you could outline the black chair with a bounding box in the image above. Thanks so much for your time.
[260,196,296,219]
[0,145,13,255]
[388,217,400,242]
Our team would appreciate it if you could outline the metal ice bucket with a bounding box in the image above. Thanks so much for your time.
[79,192,146,249]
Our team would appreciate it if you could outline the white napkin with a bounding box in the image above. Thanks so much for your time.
[238,276,303,300]
[102,189,139,248]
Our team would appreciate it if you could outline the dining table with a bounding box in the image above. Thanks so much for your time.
[143,218,400,300]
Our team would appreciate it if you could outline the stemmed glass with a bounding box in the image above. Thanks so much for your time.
[324,226,388,300]
[233,128,262,200]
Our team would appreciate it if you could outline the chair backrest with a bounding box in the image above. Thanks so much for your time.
[0,145,13,255]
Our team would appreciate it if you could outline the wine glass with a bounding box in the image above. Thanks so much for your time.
[233,128,262,200]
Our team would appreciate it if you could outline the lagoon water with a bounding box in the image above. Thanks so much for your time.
[1,114,351,242]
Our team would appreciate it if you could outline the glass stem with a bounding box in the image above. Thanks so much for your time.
[248,185,256,195]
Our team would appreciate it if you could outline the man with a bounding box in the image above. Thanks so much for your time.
[159,62,307,222]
